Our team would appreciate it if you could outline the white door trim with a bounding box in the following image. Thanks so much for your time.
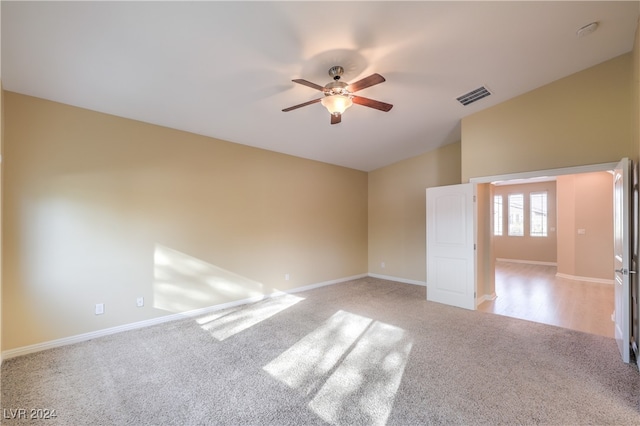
[614,158,631,363]
[469,162,619,184]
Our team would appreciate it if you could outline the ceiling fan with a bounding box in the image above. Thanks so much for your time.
[282,66,393,125]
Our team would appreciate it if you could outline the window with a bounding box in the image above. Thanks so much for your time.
[530,191,548,237]
[508,193,524,236]
[493,195,503,236]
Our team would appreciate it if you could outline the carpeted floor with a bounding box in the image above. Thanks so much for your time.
[2,277,639,425]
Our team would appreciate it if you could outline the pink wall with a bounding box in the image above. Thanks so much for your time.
[556,172,614,281]
[493,172,614,282]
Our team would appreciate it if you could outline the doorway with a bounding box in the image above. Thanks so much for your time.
[478,172,615,338]
[470,161,632,346]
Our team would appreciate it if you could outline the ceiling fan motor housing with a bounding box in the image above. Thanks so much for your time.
[323,80,351,97]
[328,65,345,81]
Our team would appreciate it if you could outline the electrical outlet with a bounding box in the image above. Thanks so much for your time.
[285,273,290,281]
[136,297,144,307]
[95,303,104,315]
[381,261,385,268]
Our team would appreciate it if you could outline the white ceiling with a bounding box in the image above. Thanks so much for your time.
[2,1,639,171]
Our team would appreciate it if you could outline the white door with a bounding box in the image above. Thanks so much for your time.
[426,183,476,310]
[614,158,631,363]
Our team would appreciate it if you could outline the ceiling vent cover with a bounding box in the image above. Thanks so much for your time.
[456,86,491,106]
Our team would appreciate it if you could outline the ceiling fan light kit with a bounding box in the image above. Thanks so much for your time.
[283,65,393,125]
[321,95,353,116]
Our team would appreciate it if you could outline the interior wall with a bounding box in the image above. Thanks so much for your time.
[461,53,634,182]
[2,92,368,351]
[368,142,461,283]
[477,183,494,299]
[0,2,3,366]
[492,181,557,264]
[556,172,614,281]
[0,84,3,362]
[556,176,577,277]
[633,17,640,361]
[635,17,640,159]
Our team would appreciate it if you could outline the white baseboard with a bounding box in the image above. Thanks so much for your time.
[496,259,613,284]
[476,292,497,307]
[496,258,557,266]
[288,273,368,294]
[1,273,367,361]
[369,274,494,309]
[555,272,614,285]
[368,273,426,287]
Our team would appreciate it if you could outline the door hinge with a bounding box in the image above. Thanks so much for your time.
[474,292,477,298]
[473,195,476,202]
[474,244,477,250]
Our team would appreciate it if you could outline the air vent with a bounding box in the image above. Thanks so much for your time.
[456,86,491,106]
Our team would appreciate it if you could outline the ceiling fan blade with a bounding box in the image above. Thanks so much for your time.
[282,98,322,112]
[292,79,325,91]
[347,73,386,92]
[331,114,342,125]
[352,96,393,112]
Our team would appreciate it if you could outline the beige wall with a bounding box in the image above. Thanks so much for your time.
[461,53,634,182]
[635,18,640,159]
[368,143,461,283]
[2,92,368,350]
[633,17,640,365]
[492,181,557,263]
[477,183,494,299]
[556,172,614,281]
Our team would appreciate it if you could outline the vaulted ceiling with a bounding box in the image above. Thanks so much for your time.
[2,1,639,171]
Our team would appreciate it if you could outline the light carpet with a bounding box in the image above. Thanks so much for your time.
[2,277,639,425]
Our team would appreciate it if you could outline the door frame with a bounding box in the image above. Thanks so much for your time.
[613,158,631,363]
[469,162,620,186]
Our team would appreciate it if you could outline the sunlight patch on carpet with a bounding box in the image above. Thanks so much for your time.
[198,294,304,341]
[263,310,373,393]
[263,310,412,425]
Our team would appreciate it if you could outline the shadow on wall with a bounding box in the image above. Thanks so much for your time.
[153,244,266,313]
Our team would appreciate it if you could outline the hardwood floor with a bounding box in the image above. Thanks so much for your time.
[477,261,614,338]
